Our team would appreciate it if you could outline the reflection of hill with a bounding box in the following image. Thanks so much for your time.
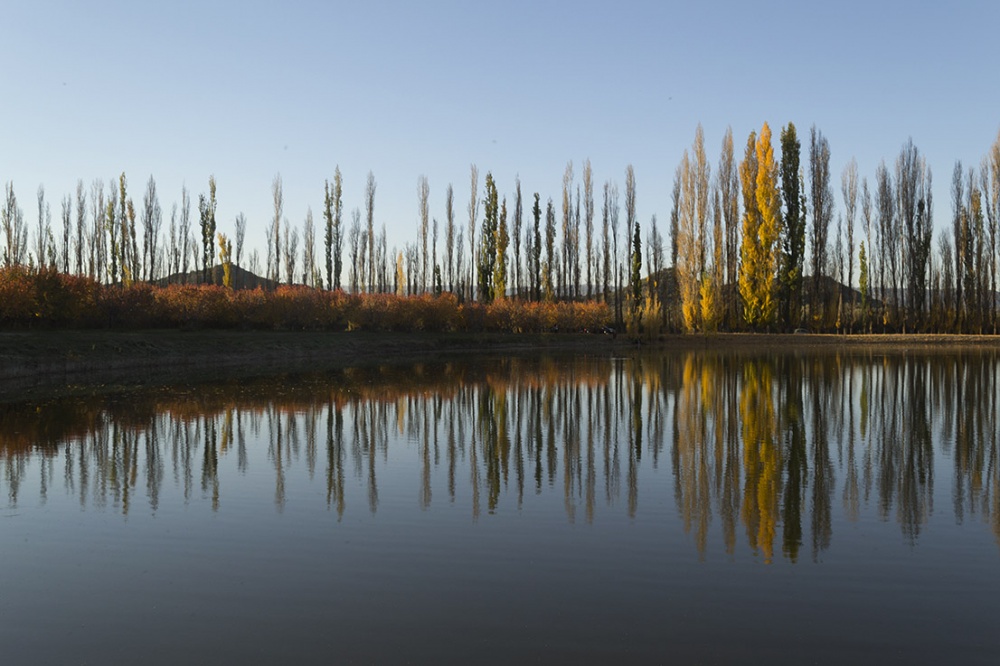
[2,349,999,555]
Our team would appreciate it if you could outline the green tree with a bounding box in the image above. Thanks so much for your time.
[199,176,217,285]
[495,196,509,299]
[630,216,643,320]
[532,193,542,300]
[478,172,498,302]
[779,122,804,329]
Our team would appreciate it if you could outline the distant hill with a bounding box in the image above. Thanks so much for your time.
[155,264,280,290]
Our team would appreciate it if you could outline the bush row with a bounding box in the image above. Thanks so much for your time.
[0,266,613,333]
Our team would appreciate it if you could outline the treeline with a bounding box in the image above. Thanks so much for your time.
[2,124,999,333]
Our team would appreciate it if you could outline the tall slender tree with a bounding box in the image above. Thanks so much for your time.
[467,165,479,301]
[779,122,803,329]
[495,196,508,299]
[141,175,161,281]
[418,175,430,293]
[841,158,859,330]
[270,174,283,284]
[677,150,699,330]
[512,178,523,298]
[74,180,86,276]
[583,161,594,299]
[478,173,498,302]
[365,171,376,292]
[445,183,455,293]
[739,124,781,329]
[719,128,741,328]
[809,126,834,317]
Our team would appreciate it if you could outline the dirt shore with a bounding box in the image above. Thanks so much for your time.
[2,329,998,402]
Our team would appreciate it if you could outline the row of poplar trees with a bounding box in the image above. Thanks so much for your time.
[3,125,1000,333]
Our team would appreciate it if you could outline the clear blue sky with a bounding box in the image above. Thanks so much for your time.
[3,0,998,274]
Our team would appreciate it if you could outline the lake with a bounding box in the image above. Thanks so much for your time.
[2,349,999,664]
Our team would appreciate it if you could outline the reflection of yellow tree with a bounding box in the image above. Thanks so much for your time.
[673,354,713,558]
[740,360,780,563]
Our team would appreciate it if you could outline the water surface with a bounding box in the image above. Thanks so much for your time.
[2,350,999,664]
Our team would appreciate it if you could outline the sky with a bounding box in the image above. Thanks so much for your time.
[2,0,998,276]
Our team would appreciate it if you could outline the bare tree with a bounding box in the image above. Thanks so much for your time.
[348,208,361,293]
[303,208,316,286]
[669,165,681,270]
[561,161,574,298]
[809,126,834,315]
[418,175,430,293]
[841,158,858,329]
[365,171,376,292]
[896,139,932,330]
[719,128,740,326]
[875,161,896,328]
[271,174,283,284]
[693,125,711,280]
[982,132,1000,332]
[75,180,86,276]
[283,217,298,286]
[455,227,465,299]
[333,168,344,291]
[2,182,27,267]
[677,150,698,330]
[36,185,51,268]
[141,175,162,281]
[582,161,594,300]
[445,183,455,293]
[60,194,71,273]
[168,203,179,282]
[234,212,247,269]
[468,165,479,301]
[512,177,523,298]
[89,179,106,280]
[179,184,191,281]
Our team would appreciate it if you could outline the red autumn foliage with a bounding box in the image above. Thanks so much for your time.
[0,267,614,333]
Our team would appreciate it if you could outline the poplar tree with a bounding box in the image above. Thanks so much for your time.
[324,177,333,289]
[199,176,217,285]
[809,126,834,315]
[512,178,522,298]
[445,183,455,292]
[630,217,643,318]
[365,171,376,292]
[544,199,556,301]
[779,122,804,329]
[332,168,343,290]
[532,193,542,301]
[467,165,479,301]
[270,174,283,284]
[719,128,741,327]
[418,175,430,293]
[841,159,859,329]
[583,160,594,299]
[478,172,498,302]
[739,124,781,328]
[677,151,699,330]
[495,196,508,299]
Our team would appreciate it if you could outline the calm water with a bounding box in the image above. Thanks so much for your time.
[2,350,999,664]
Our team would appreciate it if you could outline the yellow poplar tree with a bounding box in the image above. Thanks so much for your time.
[738,123,782,329]
[217,232,232,289]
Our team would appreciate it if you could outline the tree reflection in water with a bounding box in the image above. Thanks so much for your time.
[2,350,998,559]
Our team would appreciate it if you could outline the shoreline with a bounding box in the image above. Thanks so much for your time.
[2,329,998,402]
